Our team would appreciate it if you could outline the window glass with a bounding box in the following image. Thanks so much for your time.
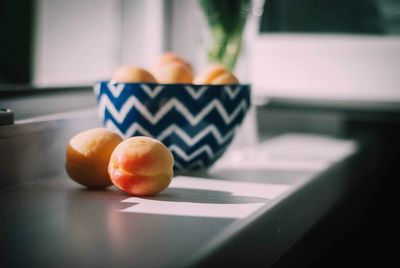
[260,0,400,35]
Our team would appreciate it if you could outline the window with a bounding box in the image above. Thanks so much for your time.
[249,0,400,102]
[0,0,169,87]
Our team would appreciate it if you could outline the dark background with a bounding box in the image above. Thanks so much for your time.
[260,0,400,34]
[0,0,35,84]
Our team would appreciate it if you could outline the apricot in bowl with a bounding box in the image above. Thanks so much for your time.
[111,66,157,83]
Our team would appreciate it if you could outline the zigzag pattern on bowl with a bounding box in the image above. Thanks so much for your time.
[94,82,251,170]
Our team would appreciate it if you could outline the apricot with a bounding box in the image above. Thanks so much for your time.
[111,66,157,83]
[108,136,174,196]
[153,62,193,84]
[155,52,192,72]
[152,52,193,84]
[194,65,239,85]
[66,128,123,188]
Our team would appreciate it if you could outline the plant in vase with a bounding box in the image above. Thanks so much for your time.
[199,0,258,151]
[199,0,252,71]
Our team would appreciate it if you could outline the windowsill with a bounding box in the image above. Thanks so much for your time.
[0,118,379,266]
[0,98,393,266]
[0,85,96,121]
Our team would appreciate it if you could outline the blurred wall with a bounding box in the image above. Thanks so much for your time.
[250,35,400,102]
[33,0,167,86]
[170,0,205,74]
[33,0,119,86]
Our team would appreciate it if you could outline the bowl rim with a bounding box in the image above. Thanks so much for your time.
[95,80,251,87]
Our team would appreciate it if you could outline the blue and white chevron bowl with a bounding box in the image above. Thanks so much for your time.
[94,81,251,170]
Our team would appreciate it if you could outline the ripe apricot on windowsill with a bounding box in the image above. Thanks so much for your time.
[66,128,123,189]
[108,136,174,196]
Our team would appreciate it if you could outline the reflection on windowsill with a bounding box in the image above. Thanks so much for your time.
[120,176,289,219]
